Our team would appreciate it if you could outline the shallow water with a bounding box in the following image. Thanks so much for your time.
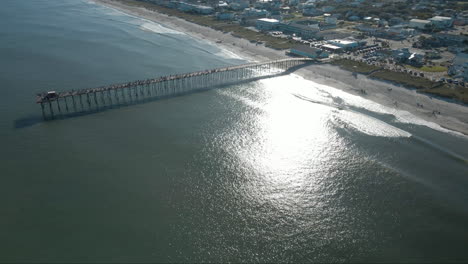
[1,0,468,262]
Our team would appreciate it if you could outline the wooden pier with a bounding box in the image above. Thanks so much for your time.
[36,58,313,119]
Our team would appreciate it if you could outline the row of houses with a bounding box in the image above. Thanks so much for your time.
[256,19,320,38]
[256,18,340,38]
[409,16,454,30]
[356,24,416,40]
[166,1,214,14]
[288,45,329,59]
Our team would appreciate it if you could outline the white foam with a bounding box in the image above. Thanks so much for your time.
[85,0,185,35]
[140,22,185,35]
[286,74,466,138]
[334,110,412,138]
[215,48,245,60]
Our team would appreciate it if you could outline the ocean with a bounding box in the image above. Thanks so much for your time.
[1,0,468,262]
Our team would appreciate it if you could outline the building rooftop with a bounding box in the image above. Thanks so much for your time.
[328,39,356,45]
[410,19,431,23]
[257,18,280,23]
[321,44,342,50]
[292,45,322,54]
[430,16,452,21]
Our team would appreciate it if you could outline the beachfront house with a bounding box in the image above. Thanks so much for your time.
[279,21,320,39]
[176,2,214,14]
[256,18,280,31]
[392,48,424,66]
[429,16,453,29]
[289,45,329,59]
[409,19,432,30]
[326,39,358,50]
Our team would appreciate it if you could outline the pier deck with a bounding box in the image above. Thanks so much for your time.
[36,58,313,119]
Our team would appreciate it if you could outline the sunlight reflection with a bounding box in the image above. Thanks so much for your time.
[232,75,348,209]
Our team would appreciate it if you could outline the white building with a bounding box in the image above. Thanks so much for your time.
[409,19,431,29]
[256,18,280,31]
[327,39,358,49]
[429,16,453,28]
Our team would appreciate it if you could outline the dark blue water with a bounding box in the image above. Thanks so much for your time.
[1,0,468,262]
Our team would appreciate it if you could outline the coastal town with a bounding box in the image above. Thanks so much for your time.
[3,1,468,262]
[117,0,467,103]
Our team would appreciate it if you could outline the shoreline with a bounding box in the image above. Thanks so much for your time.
[92,0,468,136]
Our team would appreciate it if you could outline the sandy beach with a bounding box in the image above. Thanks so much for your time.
[93,0,468,135]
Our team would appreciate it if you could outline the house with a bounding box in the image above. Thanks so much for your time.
[316,31,352,40]
[448,53,468,81]
[321,6,335,12]
[408,53,425,66]
[229,0,249,10]
[392,48,412,62]
[242,8,269,18]
[321,44,342,52]
[378,19,388,27]
[254,0,272,9]
[356,24,378,34]
[392,48,424,66]
[289,0,300,6]
[327,39,358,50]
[279,21,320,39]
[325,16,337,25]
[409,19,432,30]
[388,25,415,37]
[256,18,280,31]
[289,45,329,58]
[217,1,229,9]
[302,0,318,8]
[177,2,214,14]
[388,17,404,26]
[303,8,322,16]
[429,16,453,28]
[195,5,214,14]
[434,33,468,46]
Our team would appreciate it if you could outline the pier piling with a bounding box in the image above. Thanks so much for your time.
[36,58,313,119]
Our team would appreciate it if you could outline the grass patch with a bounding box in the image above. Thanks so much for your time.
[370,70,436,89]
[331,59,380,74]
[331,61,467,103]
[422,85,468,104]
[405,65,447,72]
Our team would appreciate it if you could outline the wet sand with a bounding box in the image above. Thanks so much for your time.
[93,0,468,135]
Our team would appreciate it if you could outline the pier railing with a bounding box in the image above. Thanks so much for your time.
[36,58,313,119]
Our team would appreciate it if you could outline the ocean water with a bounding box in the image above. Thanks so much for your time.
[1,0,468,262]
